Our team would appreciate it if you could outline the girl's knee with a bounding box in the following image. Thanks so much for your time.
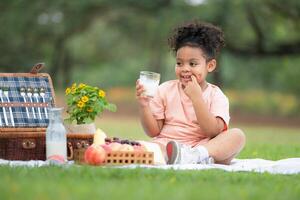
[229,128,246,146]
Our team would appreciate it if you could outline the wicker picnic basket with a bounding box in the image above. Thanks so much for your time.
[74,148,154,166]
[0,63,93,160]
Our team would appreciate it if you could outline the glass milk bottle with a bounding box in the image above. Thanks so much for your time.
[46,107,67,160]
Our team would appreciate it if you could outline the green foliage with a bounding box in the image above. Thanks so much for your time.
[227,89,300,117]
[220,53,300,96]
[65,83,116,124]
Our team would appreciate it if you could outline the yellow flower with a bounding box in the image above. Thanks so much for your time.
[81,96,89,103]
[71,88,76,94]
[65,83,116,125]
[98,90,105,98]
[77,101,85,108]
[65,88,71,95]
[79,83,86,89]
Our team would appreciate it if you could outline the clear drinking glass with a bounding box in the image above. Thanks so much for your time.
[139,71,160,97]
[46,107,67,160]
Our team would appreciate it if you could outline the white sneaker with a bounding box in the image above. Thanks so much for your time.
[166,141,214,165]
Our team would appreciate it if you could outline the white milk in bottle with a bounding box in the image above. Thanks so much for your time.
[46,107,67,161]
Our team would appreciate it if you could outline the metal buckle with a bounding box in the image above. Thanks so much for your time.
[22,139,36,149]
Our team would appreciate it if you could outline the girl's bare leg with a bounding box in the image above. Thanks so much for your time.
[202,128,246,164]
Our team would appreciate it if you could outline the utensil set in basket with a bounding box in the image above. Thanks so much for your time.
[0,86,51,127]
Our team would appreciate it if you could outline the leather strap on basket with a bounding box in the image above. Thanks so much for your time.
[67,141,90,160]
[67,142,74,160]
[30,63,45,74]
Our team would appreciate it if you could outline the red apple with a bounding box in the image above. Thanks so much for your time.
[84,144,106,165]
[108,142,122,151]
[101,144,112,153]
[119,144,134,152]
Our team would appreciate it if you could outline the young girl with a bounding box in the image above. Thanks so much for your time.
[136,21,245,165]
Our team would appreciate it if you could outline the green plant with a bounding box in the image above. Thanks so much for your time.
[65,83,117,124]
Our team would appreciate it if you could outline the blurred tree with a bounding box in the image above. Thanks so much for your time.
[222,0,300,57]
[0,0,299,95]
[0,0,112,86]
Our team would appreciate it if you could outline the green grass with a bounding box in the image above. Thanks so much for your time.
[1,117,300,200]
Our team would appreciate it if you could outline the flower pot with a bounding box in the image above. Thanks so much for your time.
[64,123,96,134]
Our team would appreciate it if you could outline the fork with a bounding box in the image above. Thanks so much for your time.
[0,88,9,126]
[39,87,48,118]
[0,87,3,126]
[20,87,30,118]
[33,88,42,120]
[0,109,2,126]
[26,87,36,119]
[3,87,15,127]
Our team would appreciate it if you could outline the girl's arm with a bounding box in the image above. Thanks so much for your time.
[136,80,163,137]
[139,106,163,137]
[185,76,224,137]
[190,97,224,137]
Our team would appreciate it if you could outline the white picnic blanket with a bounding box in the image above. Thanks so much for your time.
[1,158,300,175]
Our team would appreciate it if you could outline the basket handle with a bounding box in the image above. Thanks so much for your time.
[67,142,74,160]
[30,63,45,74]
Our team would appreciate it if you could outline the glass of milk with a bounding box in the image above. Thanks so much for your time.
[139,71,160,97]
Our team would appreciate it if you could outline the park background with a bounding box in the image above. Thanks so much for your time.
[0,1,299,199]
[1,0,299,125]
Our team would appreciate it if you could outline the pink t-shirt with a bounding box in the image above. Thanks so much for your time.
[149,80,230,147]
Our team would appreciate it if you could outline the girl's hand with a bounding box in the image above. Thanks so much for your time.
[183,75,202,101]
[136,79,151,107]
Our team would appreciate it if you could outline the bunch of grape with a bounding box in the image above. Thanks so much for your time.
[105,137,141,146]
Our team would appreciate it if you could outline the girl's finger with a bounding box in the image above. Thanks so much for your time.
[137,89,143,94]
[191,75,197,84]
[136,84,141,90]
[136,82,143,90]
[137,87,145,95]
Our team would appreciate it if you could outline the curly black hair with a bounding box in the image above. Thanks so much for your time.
[168,21,225,61]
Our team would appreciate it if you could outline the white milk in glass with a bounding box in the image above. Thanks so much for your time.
[140,71,160,97]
